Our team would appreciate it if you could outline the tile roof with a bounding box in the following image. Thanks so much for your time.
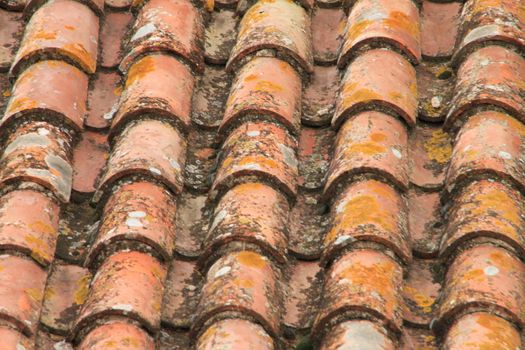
[1,0,525,348]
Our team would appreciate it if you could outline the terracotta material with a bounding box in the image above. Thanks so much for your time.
[312,8,345,64]
[204,9,237,64]
[320,320,395,350]
[4,60,88,133]
[98,120,186,199]
[10,0,99,76]
[420,1,461,58]
[403,259,440,326]
[0,327,32,349]
[85,71,121,129]
[88,181,177,266]
[197,319,274,350]
[74,251,167,337]
[203,182,289,265]
[333,49,418,130]
[322,180,410,266]
[338,0,421,68]
[0,189,59,266]
[120,0,204,73]
[227,0,313,74]
[325,112,409,197]
[72,131,108,195]
[100,12,133,68]
[0,122,73,202]
[284,261,321,329]
[408,190,442,257]
[78,322,155,350]
[0,255,46,335]
[113,54,194,138]
[298,126,333,190]
[212,122,298,203]
[221,56,302,138]
[193,251,280,338]
[0,10,22,70]
[447,46,525,130]
[302,65,339,126]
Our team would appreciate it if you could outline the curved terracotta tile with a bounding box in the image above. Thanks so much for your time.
[193,251,280,339]
[333,49,418,130]
[408,190,442,257]
[78,322,155,350]
[0,190,59,266]
[113,54,194,138]
[87,181,177,267]
[313,249,403,338]
[443,312,522,350]
[120,0,204,74]
[0,122,73,203]
[227,0,313,74]
[442,180,525,261]
[10,0,99,76]
[73,251,166,338]
[98,120,186,200]
[302,65,339,127]
[0,327,32,349]
[100,12,133,68]
[40,264,92,334]
[325,112,409,197]
[197,319,274,350]
[203,183,289,266]
[221,56,301,138]
[453,0,525,67]
[213,122,298,204]
[4,60,88,134]
[446,46,525,130]
[322,180,410,266]
[446,112,525,194]
[298,126,334,190]
[312,7,345,64]
[0,10,23,71]
[0,255,46,336]
[72,131,108,196]
[338,0,421,68]
[420,1,461,58]
[320,320,395,350]
[437,245,525,330]
[204,9,237,65]
[85,71,121,129]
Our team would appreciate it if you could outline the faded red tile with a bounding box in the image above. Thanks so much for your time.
[284,261,321,330]
[334,49,418,130]
[442,180,525,261]
[0,122,73,202]
[161,259,200,328]
[193,251,280,338]
[447,111,525,194]
[10,0,99,76]
[442,312,522,350]
[78,322,155,350]
[197,319,274,350]
[409,124,451,190]
[323,180,410,266]
[338,0,421,68]
[403,259,440,326]
[72,131,108,196]
[0,189,59,266]
[420,1,461,58]
[40,264,92,334]
[86,71,121,129]
[402,327,437,350]
[113,54,194,137]
[213,122,298,203]
[437,245,525,330]
[320,321,395,350]
[447,46,525,130]
[314,250,403,337]
[302,65,339,126]
[174,192,207,258]
[0,327,32,349]
[4,60,88,134]
[227,0,313,74]
[98,120,186,200]
[0,255,46,335]
[298,126,334,189]
[121,0,204,73]
[88,181,177,266]
[312,7,345,64]
[0,10,22,71]
[325,112,409,196]
[408,190,442,257]
[221,56,301,138]
[454,0,525,66]
[74,251,166,338]
[205,9,237,64]
[203,182,289,265]
[100,12,133,68]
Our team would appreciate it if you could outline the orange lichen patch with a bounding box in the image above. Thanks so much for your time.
[28,221,57,235]
[44,286,56,300]
[25,235,51,265]
[26,287,43,303]
[125,56,157,88]
[385,11,420,38]
[345,142,387,156]
[345,19,373,43]
[33,30,58,40]
[424,130,452,164]
[2,90,11,98]
[113,86,123,96]
[63,42,94,71]
[6,97,38,113]
[254,80,284,93]
[74,274,90,305]
[237,156,280,170]
[233,278,255,288]
[403,286,434,313]
[244,74,258,81]
[237,251,267,269]
[64,25,76,31]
